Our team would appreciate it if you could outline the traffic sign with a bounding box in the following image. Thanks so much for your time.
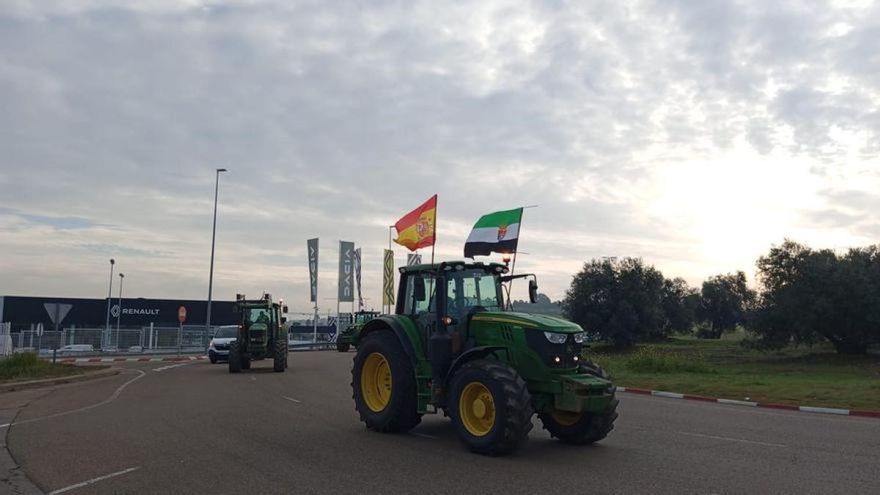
[178,306,187,324]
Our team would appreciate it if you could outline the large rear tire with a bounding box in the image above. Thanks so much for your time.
[448,360,533,456]
[538,362,618,445]
[351,330,421,433]
[228,341,241,373]
[274,338,287,372]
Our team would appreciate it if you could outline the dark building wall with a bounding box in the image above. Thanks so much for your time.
[0,296,236,330]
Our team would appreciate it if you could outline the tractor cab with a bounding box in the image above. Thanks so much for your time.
[397,261,538,354]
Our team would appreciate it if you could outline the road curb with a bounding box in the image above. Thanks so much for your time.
[0,367,122,393]
[616,386,880,419]
[55,355,207,364]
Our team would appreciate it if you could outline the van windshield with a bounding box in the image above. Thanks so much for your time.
[214,327,238,338]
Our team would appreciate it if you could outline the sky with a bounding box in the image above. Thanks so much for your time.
[1,0,879,315]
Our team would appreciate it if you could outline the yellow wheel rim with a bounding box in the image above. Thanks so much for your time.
[550,409,581,427]
[361,352,392,412]
[459,382,496,437]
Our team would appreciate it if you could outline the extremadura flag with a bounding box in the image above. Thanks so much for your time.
[393,194,437,252]
[464,207,523,258]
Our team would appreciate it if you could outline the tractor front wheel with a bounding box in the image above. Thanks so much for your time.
[228,341,241,373]
[538,398,619,445]
[351,330,421,433]
[449,360,533,456]
[538,361,618,444]
[274,339,287,372]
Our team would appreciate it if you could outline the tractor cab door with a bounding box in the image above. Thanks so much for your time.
[402,272,440,354]
[445,269,505,352]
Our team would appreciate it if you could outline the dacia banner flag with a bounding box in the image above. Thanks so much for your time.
[307,238,319,303]
[353,247,363,310]
[383,249,395,305]
[406,253,422,266]
[338,241,355,303]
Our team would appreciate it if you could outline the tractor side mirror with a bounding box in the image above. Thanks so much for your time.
[413,276,426,301]
[281,317,287,324]
[528,279,538,304]
[282,305,289,314]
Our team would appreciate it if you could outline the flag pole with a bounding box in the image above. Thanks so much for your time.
[507,206,532,310]
[431,194,437,266]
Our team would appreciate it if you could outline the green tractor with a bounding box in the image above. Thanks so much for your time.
[337,310,382,352]
[350,261,618,456]
[228,293,289,373]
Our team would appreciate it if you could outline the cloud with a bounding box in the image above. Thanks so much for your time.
[1,0,879,310]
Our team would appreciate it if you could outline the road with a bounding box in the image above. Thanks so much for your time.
[1,352,878,494]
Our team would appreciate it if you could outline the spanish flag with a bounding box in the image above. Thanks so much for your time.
[393,194,437,252]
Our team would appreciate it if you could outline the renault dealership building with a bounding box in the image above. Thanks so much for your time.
[0,295,237,332]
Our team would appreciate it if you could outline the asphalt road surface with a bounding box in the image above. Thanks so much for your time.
[1,352,878,494]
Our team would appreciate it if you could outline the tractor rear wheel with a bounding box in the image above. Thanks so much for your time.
[274,339,287,372]
[351,330,421,433]
[228,341,241,373]
[449,360,533,456]
[538,362,618,445]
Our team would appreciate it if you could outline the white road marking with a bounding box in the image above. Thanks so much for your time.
[48,466,140,494]
[0,423,9,428]
[281,396,301,403]
[0,370,145,429]
[152,362,194,372]
[410,432,437,439]
[675,431,787,448]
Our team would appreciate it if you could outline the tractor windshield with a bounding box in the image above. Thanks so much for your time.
[446,269,504,316]
[246,307,274,327]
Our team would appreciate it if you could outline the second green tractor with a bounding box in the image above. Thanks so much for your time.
[349,261,618,456]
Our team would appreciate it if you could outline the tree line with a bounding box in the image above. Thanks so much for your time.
[560,240,880,354]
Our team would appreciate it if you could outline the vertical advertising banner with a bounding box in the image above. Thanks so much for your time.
[353,248,363,310]
[383,249,395,306]
[307,238,319,303]
[338,241,355,303]
[406,253,422,266]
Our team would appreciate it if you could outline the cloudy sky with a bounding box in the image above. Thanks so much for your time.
[1,0,878,314]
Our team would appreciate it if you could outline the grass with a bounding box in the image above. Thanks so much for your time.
[586,337,880,410]
[0,353,87,383]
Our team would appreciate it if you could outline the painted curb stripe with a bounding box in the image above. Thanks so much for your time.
[717,398,758,407]
[758,403,799,411]
[618,388,879,419]
[799,406,849,415]
[850,410,880,418]
[651,391,684,399]
[683,394,717,403]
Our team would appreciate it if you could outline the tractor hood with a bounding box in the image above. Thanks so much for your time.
[470,312,584,333]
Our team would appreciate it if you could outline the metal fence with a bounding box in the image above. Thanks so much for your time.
[5,325,218,355]
[2,315,352,356]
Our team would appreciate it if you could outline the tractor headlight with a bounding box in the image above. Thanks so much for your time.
[573,332,587,344]
[543,332,567,344]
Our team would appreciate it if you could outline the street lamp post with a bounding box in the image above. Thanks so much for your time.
[104,259,115,349]
[116,273,124,348]
[206,168,227,337]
